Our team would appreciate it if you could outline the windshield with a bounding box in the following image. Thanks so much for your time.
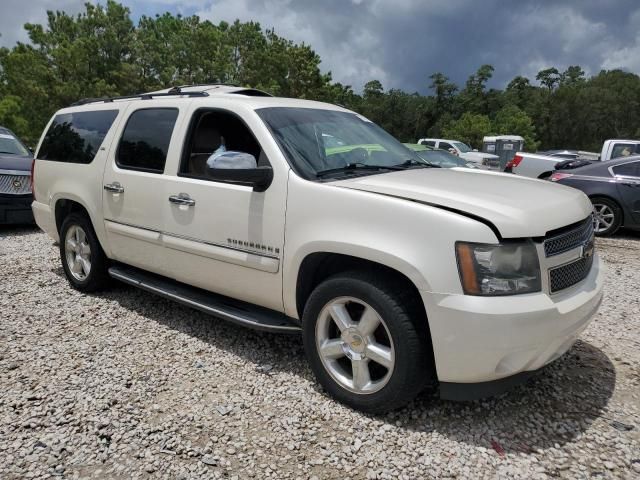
[0,132,29,156]
[451,141,472,153]
[257,107,425,179]
[416,149,470,168]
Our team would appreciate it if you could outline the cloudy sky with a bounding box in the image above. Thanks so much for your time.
[2,0,640,92]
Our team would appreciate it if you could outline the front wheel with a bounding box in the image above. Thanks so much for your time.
[591,197,622,236]
[302,272,433,413]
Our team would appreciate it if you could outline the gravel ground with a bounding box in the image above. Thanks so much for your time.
[1,226,639,480]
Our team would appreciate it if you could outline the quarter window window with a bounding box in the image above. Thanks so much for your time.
[612,162,640,178]
[38,110,119,164]
[117,108,178,173]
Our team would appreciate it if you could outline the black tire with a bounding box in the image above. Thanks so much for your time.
[302,271,433,413]
[59,212,111,292]
[538,171,553,179]
[590,196,622,237]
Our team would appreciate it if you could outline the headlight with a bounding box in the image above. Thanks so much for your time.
[456,241,541,296]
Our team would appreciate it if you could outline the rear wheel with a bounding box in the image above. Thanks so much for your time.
[302,271,432,413]
[591,197,622,236]
[60,213,111,291]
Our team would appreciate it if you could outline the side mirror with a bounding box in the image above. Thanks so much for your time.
[206,151,273,192]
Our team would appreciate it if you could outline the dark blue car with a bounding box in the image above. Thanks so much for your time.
[0,127,34,224]
[550,156,640,236]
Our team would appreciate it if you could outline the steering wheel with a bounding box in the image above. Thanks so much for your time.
[347,147,369,164]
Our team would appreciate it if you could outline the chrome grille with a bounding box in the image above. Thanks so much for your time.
[544,217,594,257]
[549,254,594,293]
[0,173,31,195]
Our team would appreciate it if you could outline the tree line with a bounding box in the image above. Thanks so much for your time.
[1,1,639,152]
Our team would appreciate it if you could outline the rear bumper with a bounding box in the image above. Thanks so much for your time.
[421,254,604,398]
[0,194,34,224]
[32,200,58,240]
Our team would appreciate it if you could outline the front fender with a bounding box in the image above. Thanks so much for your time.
[282,173,498,318]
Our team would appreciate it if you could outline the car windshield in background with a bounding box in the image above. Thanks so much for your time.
[0,133,29,156]
[257,107,425,180]
[452,141,472,153]
[416,149,470,168]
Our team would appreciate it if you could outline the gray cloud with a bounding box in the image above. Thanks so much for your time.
[196,0,640,92]
[3,0,640,93]
[0,0,86,46]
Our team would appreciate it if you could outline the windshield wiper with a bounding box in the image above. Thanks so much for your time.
[0,151,17,155]
[393,158,439,168]
[316,163,403,178]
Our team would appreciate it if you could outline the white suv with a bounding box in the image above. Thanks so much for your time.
[32,85,604,412]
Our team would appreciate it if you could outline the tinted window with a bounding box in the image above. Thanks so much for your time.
[422,140,436,147]
[439,142,453,150]
[117,109,178,173]
[38,110,119,164]
[613,161,640,177]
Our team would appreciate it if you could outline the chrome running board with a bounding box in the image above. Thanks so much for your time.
[108,264,301,334]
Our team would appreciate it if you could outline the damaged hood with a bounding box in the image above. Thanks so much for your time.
[333,168,592,238]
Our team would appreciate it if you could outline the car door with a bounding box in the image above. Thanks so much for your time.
[102,103,187,274]
[160,104,288,312]
[612,160,640,224]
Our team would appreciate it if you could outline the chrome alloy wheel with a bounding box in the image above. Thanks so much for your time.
[315,297,395,394]
[64,225,92,281]
[593,203,615,233]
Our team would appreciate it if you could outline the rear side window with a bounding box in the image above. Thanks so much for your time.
[38,110,119,164]
[116,108,178,173]
[612,161,640,178]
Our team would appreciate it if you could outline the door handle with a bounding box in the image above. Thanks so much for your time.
[169,193,196,206]
[104,182,124,193]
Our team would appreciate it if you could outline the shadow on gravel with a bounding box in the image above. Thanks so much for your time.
[106,282,615,456]
[403,340,616,453]
[0,224,40,239]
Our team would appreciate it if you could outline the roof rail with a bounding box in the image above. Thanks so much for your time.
[70,89,209,107]
[172,83,239,89]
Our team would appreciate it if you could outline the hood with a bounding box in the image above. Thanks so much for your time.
[334,168,592,238]
[0,153,32,171]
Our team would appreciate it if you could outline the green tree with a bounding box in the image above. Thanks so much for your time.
[491,105,539,151]
[442,112,492,148]
[536,67,561,91]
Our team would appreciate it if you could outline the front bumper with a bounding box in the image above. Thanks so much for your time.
[421,254,604,399]
[0,194,34,224]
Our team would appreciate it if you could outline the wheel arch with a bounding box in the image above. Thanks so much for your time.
[294,251,436,374]
[54,197,110,255]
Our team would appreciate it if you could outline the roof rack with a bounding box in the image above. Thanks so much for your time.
[71,89,209,107]
[172,83,239,89]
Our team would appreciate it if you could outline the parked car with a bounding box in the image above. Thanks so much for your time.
[417,138,499,168]
[404,144,483,169]
[506,139,640,179]
[538,149,599,161]
[0,127,34,224]
[550,156,640,236]
[32,85,604,413]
